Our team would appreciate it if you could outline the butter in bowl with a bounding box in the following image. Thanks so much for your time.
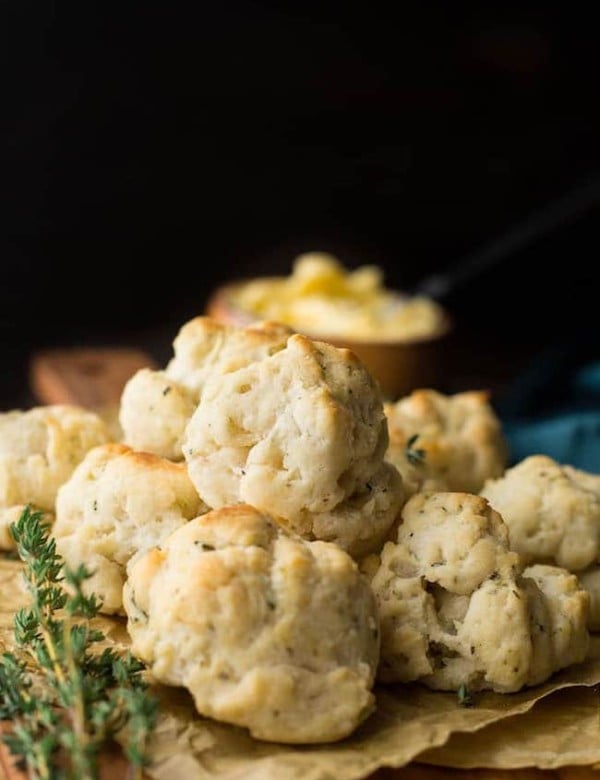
[206,252,452,399]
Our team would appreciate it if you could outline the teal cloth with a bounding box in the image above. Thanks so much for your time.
[505,412,600,471]
[501,359,600,471]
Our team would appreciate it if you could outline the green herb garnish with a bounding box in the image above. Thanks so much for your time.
[405,434,426,466]
[457,683,474,707]
[0,506,157,780]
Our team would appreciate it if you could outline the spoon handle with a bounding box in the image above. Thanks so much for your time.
[415,175,600,301]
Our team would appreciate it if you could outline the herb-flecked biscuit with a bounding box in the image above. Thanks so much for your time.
[0,405,111,549]
[123,504,379,743]
[119,369,197,462]
[165,316,293,391]
[370,492,588,692]
[53,443,206,614]
[183,333,404,558]
[521,564,590,684]
[120,318,292,460]
[385,390,507,497]
[481,455,600,571]
[578,566,600,631]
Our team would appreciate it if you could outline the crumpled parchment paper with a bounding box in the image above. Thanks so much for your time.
[1,558,598,779]
[421,685,600,770]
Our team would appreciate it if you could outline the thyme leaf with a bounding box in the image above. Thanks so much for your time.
[457,683,474,707]
[405,433,426,467]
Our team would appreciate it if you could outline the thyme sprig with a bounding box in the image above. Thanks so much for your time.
[405,433,426,467]
[0,506,157,780]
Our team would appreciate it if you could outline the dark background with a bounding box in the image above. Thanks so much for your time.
[2,4,599,409]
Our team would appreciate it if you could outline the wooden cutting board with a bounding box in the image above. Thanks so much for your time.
[0,349,593,780]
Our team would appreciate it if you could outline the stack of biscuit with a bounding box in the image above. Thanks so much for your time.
[0,316,595,743]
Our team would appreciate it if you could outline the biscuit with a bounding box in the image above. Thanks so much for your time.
[578,566,600,631]
[184,333,404,558]
[53,443,205,613]
[119,370,196,461]
[123,504,379,743]
[166,317,293,392]
[481,455,600,571]
[0,405,110,549]
[385,390,507,497]
[120,318,292,460]
[370,492,588,692]
[521,564,589,684]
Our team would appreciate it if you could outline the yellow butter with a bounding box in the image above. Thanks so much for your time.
[231,253,445,342]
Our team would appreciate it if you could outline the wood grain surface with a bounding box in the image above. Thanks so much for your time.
[30,347,156,409]
[1,348,593,780]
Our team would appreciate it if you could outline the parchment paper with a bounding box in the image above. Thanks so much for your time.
[421,686,600,770]
[1,558,599,779]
